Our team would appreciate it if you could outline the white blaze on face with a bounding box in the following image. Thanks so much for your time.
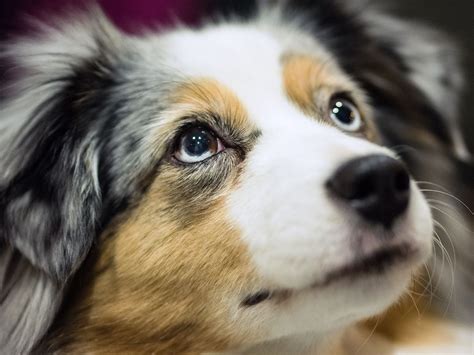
[161,21,433,335]
[229,126,388,289]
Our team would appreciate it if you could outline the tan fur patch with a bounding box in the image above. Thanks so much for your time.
[282,54,333,116]
[361,274,462,352]
[160,78,256,142]
[172,79,249,125]
[51,180,263,353]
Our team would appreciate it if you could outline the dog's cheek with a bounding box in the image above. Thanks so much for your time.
[76,178,264,352]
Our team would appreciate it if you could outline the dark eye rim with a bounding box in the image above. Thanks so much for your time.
[328,93,364,131]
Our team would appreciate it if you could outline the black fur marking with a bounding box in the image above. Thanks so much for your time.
[205,0,258,20]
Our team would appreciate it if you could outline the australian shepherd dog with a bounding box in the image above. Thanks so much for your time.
[0,0,472,353]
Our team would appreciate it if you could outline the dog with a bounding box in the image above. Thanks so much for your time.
[0,0,472,353]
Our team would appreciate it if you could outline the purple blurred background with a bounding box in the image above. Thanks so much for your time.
[0,0,206,34]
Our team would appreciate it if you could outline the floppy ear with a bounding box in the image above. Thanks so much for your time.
[0,9,122,352]
[353,2,469,160]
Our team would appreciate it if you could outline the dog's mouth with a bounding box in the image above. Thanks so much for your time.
[241,242,418,308]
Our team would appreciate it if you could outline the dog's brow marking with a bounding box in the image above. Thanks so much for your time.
[282,54,326,115]
[172,78,253,130]
[281,54,350,116]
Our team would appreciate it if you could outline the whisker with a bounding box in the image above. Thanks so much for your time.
[427,203,473,234]
[432,224,456,316]
[427,198,466,218]
[430,234,446,293]
[416,181,450,192]
[433,220,457,272]
[407,291,422,318]
[355,316,381,355]
[420,189,473,215]
[415,265,437,305]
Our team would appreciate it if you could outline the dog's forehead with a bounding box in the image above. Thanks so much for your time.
[162,25,283,88]
[159,24,332,129]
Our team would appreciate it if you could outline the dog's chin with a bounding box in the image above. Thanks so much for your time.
[302,245,422,313]
[242,234,431,341]
[266,271,411,342]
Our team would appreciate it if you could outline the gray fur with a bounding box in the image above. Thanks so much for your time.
[0,9,119,352]
[0,8,181,352]
[0,247,62,353]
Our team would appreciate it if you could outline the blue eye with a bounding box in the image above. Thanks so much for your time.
[329,98,363,132]
[174,126,224,163]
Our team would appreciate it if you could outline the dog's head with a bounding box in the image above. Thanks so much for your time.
[0,1,466,353]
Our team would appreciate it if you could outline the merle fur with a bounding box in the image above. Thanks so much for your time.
[0,1,472,352]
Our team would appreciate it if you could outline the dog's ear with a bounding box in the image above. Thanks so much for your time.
[352,2,469,160]
[0,8,123,352]
[0,248,62,353]
[0,7,122,282]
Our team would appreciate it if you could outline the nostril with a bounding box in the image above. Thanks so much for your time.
[394,170,410,193]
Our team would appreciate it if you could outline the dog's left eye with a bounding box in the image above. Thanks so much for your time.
[174,126,225,163]
[329,98,362,132]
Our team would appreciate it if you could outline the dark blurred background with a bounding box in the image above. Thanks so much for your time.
[1,0,472,151]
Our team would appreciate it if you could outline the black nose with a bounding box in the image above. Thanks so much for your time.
[327,154,410,228]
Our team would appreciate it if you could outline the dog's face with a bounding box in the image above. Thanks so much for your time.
[59,22,432,351]
[3,2,465,353]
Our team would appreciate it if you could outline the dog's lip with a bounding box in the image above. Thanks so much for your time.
[241,242,418,307]
[311,242,417,289]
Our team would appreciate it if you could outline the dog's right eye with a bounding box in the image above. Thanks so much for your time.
[174,126,225,164]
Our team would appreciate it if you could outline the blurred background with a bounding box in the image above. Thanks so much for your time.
[0,0,472,151]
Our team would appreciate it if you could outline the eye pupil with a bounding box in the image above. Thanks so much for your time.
[183,128,213,156]
[332,101,355,124]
